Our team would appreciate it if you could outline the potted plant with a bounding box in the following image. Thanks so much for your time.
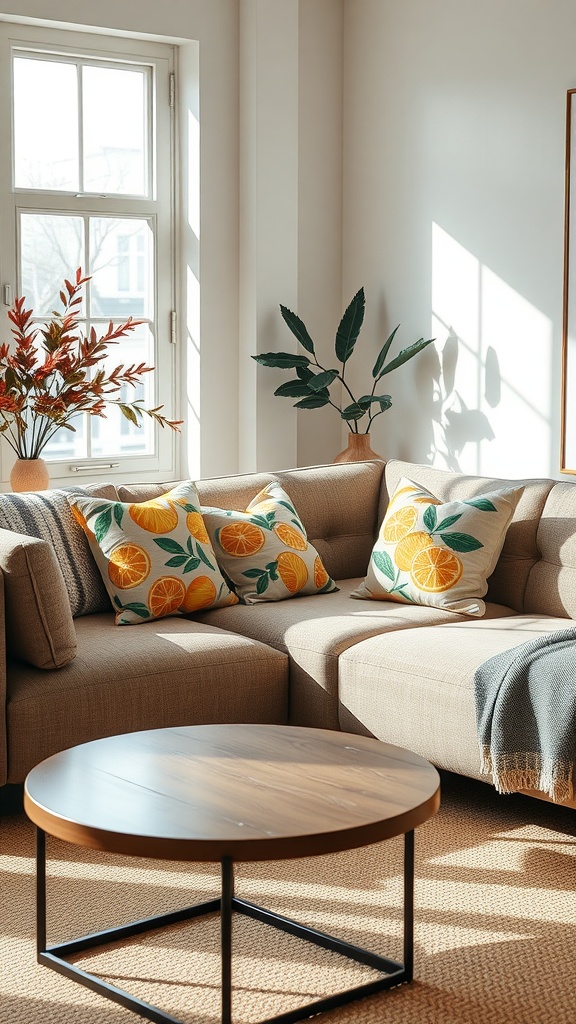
[0,268,181,490]
[252,287,434,461]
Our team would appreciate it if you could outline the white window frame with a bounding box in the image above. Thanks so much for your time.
[0,23,179,488]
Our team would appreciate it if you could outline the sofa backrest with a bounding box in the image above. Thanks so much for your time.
[118,460,385,582]
[523,481,576,618]
[384,460,555,614]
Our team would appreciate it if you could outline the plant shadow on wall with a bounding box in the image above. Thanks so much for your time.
[426,328,500,472]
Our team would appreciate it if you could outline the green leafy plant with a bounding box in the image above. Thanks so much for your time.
[252,287,434,433]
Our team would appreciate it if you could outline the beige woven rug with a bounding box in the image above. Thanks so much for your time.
[2,771,576,1024]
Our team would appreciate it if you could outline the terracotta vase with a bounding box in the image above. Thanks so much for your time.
[10,457,50,493]
[333,433,383,464]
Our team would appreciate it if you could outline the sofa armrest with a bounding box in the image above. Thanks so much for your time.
[0,528,77,671]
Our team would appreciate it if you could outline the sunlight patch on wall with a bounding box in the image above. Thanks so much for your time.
[431,224,552,477]
[186,265,200,478]
[187,109,200,239]
[481,267,551,476]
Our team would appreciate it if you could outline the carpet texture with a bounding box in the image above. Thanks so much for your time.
[1,771,576,1024]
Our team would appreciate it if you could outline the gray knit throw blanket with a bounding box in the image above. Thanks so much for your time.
[474,627,576,803]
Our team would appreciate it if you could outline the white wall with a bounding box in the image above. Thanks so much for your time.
[238,0,344,472]
[296,0,344,467]
[343,0,576,480]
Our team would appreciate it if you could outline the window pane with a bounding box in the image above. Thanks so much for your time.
[89,217,153,318]
[20,213,84,314]
[14,57,79,191]
[83,65,148,196]
[90,323,154,457]
[42,412,87,462]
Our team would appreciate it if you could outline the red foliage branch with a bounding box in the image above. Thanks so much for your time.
[0,268,182,459]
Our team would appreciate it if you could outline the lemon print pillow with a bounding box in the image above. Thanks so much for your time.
[202,481,337,603]
[68,481,238,625]
[352,477,523,615]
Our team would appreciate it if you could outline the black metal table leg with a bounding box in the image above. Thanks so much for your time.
[221,857,234,1024]
[34,831,418,1024]
[36,827,46,958]
[403,829,415,982]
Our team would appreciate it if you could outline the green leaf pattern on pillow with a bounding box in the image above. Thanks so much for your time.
[68,481,238,625]
[202,481,338,604]
[352,477,524,617]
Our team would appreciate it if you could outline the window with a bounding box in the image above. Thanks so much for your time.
[0,24,178,485]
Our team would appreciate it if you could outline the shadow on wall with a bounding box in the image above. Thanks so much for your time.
[417,223,554,478]
[428,328,499,472]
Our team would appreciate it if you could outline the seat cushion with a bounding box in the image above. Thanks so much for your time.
[338,613,574,781]
[7,615,288,783]
[194,578,478,730]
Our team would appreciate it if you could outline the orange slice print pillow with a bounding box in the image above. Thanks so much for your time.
[352,477,523,616]
[68,481,238,624]
[202,481,338,603]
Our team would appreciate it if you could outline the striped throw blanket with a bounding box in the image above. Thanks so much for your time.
[474,627,576,803]
[0,487,111,617]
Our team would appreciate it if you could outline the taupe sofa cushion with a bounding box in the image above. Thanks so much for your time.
[338,611,573,780]
[0,531,76,670]
[6,614,288,783]
[524,481,576,618]
[194,578,474,730]
[118,460,385,584]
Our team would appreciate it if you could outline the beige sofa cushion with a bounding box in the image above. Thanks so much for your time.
[524,481,576,618]
[6,614,288,783]
[338,612,573,781]
[195,578,480,730]
[385,461,554,612]
[0,531,76,670]
[118,460,385,584]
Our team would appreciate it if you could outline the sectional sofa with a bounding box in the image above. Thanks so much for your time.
[1,458,575,808]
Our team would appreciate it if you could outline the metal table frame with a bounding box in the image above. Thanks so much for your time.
[35,827,415,1024]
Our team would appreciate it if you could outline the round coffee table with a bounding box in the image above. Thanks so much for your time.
[24,724,440,1024]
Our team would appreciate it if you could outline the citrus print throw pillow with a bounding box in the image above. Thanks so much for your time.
[68,481,238,625]
[352,477,524,616]
[202,482,338,603]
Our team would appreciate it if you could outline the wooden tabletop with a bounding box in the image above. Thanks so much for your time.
[24,725,440,862]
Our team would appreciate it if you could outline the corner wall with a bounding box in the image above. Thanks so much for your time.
[343,0,576,479]
[238,0,344,472]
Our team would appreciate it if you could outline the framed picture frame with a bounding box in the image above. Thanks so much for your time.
[561,89,576,473]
